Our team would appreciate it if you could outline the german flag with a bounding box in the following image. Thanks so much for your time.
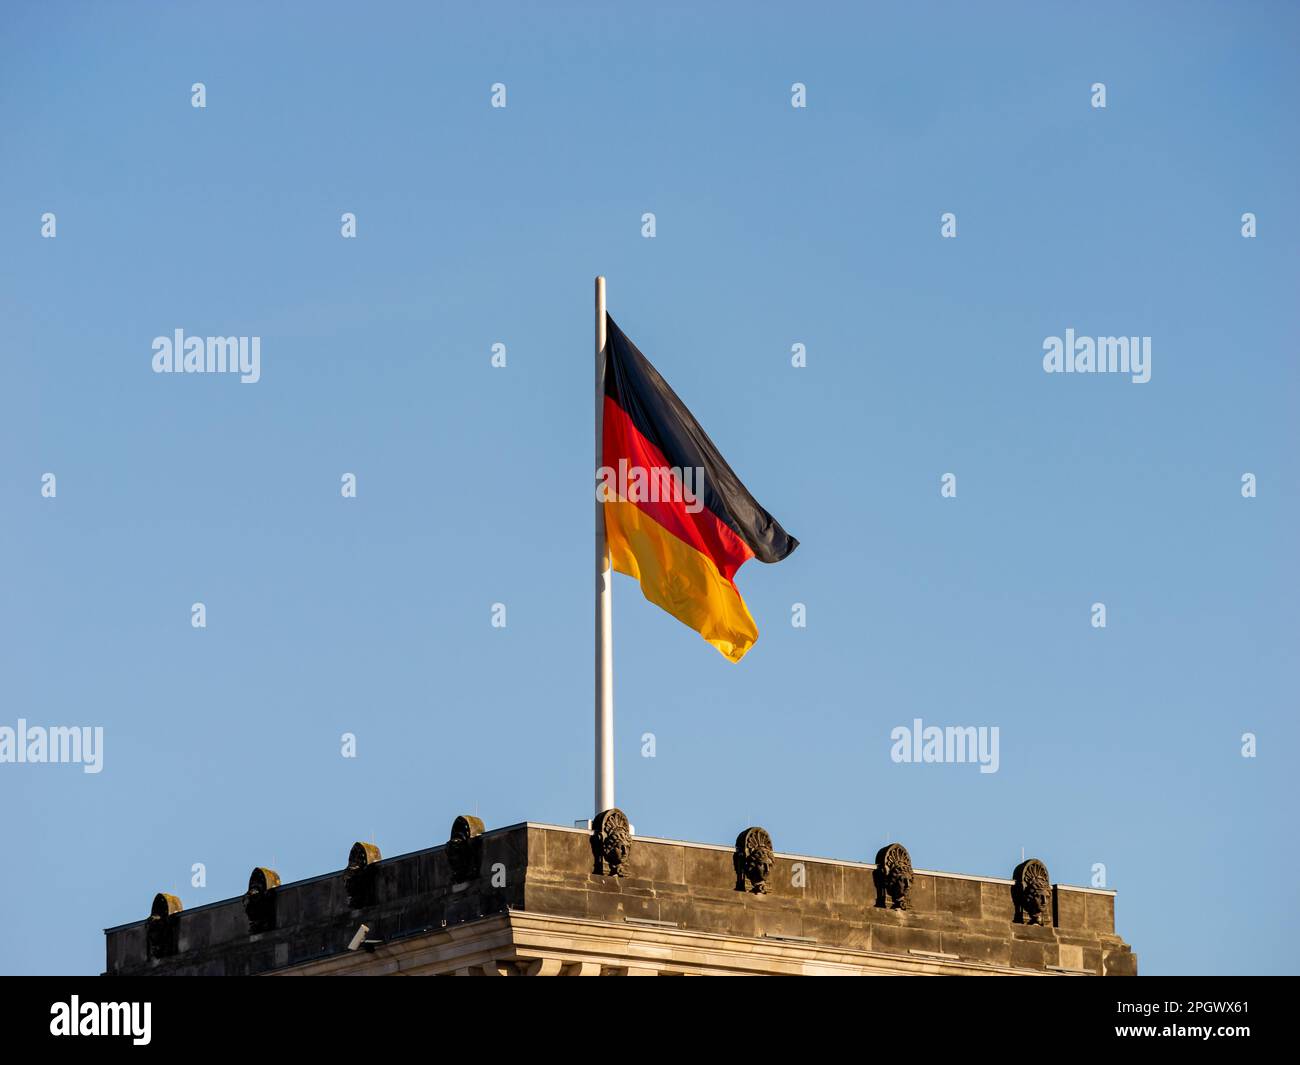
[599,314,798,662]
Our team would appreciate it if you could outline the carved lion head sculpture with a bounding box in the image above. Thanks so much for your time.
[734,827,775,894]
[874,843,914,910]
[1014,858,1052,926]
[244,866,281,934]
[146,892,183,959]
[344,841,381,908]
[446,815,485,883]
[591,808,632,877]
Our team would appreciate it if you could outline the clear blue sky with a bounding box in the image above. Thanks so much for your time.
[1,1,1296,976]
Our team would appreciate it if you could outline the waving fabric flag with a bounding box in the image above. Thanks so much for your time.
[598,314,799,662]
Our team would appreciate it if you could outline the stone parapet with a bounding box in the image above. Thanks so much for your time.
[104,817,1135,976]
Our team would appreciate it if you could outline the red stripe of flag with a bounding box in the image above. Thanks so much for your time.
[602,396,755,583]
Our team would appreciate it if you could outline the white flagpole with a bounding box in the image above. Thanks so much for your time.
[594,276,614,816]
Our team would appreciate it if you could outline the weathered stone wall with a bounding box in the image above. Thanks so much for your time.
[524,826,1133,975]
[106,827,527,976]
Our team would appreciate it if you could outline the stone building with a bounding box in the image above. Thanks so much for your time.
[104,813,1137,976]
